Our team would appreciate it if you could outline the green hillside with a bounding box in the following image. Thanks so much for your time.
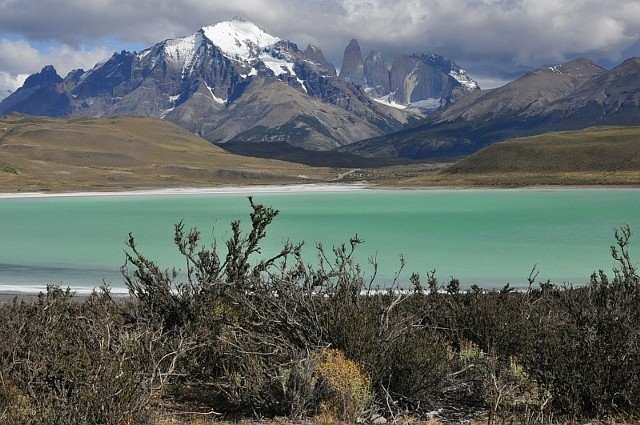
[448,126,640,173]
[371,126,640,187]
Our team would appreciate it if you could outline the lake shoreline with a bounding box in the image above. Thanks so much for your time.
[0,183,373,199]
[1,185,638,298]
[1,182,639,199]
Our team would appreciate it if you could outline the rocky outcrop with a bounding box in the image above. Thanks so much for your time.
[364,51,390,96]
[0,65,70,117]
[339,39,365,83]
[303,44,336,75]
[389,54,471,108]
[336,39,479,111]
[22,65,63,88]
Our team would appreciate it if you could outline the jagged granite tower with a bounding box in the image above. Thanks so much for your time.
[339,39,365,82]
[364,51,390,96]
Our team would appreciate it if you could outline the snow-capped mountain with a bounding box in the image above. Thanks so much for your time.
[0,20,429,150]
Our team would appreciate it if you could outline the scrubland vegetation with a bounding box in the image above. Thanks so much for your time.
[1,199,639,424]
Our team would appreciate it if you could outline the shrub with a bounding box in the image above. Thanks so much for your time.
[0,286,169,424]
[523,225,640,417]
[315,349,372,423]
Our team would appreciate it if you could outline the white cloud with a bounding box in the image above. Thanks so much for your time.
[0,39,42,74]
[0,72,28,101]
[0,0,639,90]
[0,38,111,92]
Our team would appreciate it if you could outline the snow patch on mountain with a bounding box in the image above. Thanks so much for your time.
[163,34,197,64]
[163,32,204,73]
[260,53,307,92]
[409,98,443,111]
[204,82,226,105]
[202,19,279,62]
[200,19,308,89]
[449,68,479,91]
[374,95,407,110]
[260,54,292,76]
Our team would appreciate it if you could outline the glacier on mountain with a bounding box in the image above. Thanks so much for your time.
[202,19,280,62]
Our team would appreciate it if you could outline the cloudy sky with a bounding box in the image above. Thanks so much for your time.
[1,0,639,97]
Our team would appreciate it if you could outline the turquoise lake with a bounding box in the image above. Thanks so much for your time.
[0,187,639,293]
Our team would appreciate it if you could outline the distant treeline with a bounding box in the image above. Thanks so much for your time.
[1,199,639,424]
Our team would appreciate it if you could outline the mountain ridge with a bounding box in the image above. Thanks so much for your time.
[0,19,439,151]
[0,19,485,152]
[339,56,640,160]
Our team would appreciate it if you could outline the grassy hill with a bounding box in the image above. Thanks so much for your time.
[447,126,640,173]
[0,114,338,192]
[1,115,638,191]
[364,126,640,187]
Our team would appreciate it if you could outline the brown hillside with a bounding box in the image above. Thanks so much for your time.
[0,114,336,192]
[435,126,640,186]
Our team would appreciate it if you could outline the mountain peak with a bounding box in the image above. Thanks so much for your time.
[201,20,279,61]
[340,38,365,81]
[22,65,62,89]
[548,57,605,76]
[613,56,640,72]
[304,44,336,74]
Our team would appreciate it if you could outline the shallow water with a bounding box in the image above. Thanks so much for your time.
[0,187,638,293]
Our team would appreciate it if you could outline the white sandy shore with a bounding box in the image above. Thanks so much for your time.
[2,183,639,200]
[0,285,130,298]
[0,284,129,294]
[0,183,375,199]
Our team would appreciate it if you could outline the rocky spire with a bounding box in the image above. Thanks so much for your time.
[304,44,336,75]
[364,50,390,95]
[339,39,365,83]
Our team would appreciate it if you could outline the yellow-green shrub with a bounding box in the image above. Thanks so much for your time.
[316,348,372,423]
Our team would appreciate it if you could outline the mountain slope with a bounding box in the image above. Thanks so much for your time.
[340,57,639,160]
[433,58,606,121]
[542,57,640,125]
[446,126,640,174]
[0,114,336,192]
[182,76,383,149]
[0,19,417,151]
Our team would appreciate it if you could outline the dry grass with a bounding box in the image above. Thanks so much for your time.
[1,115,639,191]
[437,126,640,186]
[0,114,339,192]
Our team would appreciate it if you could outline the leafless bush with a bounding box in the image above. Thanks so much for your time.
[0,286,188,424]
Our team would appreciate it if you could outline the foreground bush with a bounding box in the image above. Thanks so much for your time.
[0,287,180,424]
[523,226,640,418]
[1,200,639,424]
